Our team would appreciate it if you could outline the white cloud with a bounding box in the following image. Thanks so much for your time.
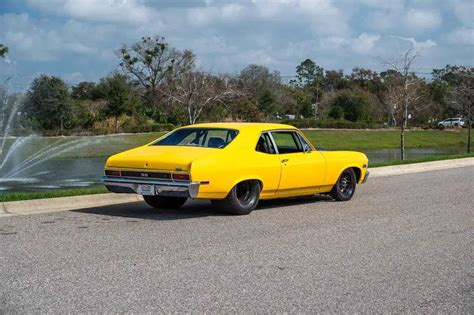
[352,33,381,54]
[402,9,442,31]
[186,3,244,26]
[366,6,442,35]
[447,0,473,27]
[251,0,350,36]
[446,27,474,45]
[395,36,437,51]
[1,0,472,84]
[27,0,156,25]
[320,33,381,55]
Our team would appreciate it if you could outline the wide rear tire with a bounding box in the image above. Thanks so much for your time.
[330,168,357,201]
[143,196,187,209]
[212,180,261,215]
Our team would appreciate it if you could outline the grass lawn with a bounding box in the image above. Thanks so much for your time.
[2,129,470,159]
[302,129,470,150]
[1,152,472,202]
[0,187,108,203]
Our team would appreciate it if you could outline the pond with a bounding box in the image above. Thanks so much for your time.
[0,135,467,193]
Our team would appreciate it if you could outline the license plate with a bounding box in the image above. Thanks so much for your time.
[137,184,155,196]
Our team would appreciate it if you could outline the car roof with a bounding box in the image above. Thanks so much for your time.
[181,122,297,132]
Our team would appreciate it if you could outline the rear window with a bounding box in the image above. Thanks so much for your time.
[154,128,238,149]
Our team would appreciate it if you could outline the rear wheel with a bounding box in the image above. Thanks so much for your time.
[212,180,260,215]
[143,196,187,209]
[330,168,357,201]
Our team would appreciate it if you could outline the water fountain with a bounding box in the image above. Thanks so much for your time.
[0,89,106,192]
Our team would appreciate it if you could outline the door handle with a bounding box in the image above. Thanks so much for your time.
[281,158,289,163]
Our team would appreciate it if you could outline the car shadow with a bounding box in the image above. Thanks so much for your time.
[73,195,333,221]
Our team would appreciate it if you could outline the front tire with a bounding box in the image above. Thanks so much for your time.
[330,168,357,201]
[212,180,261,215]
[143,196,187,209]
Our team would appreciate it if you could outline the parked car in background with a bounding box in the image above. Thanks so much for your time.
[437,118,465,128]
[102,123,369,215]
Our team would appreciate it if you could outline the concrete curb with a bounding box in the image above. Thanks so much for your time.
[370,157,474,177]
[0,193,142,217]
[1,157,473,217]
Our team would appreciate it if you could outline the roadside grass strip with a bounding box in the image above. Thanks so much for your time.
[0,153,473,203]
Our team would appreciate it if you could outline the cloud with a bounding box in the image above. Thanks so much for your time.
[27,0,156,25]
[394,36,437,51]
[402,9,442,31]
[320,33,381,55]
[447,0,473,27]
[1,0,472,85]
[446,27,474,45]
[352,33,381,54]
[251,0,350,36]
[186,3,243,26]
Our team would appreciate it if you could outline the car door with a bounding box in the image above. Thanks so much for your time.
[270,130,326,196]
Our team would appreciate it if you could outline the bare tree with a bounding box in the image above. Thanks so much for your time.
[166,71,237,124]
[117,36,194,118]
[382,49,422,160]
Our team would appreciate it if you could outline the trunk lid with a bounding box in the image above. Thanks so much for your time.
[106,145,215,171]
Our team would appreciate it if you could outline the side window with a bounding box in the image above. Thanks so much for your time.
[271,131,304,154]
[256,133,276,154]
[297,132,312,152]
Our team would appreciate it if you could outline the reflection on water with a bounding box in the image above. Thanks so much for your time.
[0,147,467,193]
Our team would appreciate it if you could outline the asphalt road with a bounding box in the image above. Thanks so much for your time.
[1,167,473,313]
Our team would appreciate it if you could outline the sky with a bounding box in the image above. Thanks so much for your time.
[0,0,473,89]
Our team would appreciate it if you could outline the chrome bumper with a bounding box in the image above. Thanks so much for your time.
[101,176,200,198]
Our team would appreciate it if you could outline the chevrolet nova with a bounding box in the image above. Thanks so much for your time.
[102,123,369,215]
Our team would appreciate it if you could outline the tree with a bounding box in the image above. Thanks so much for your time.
[433,65,473,153]
[382,49,422,160]
[166,71,236,124]
[98,74,136,131]
[258,90,276,120]
[25,75,72,130]
[71,82,98,100]
[293,59,324,87]
[238,64,281,99]
[324,70,348,91]
[329,90,369,122]
[117,36,195,119]
[292,59,325,118]
[0,44,8,58]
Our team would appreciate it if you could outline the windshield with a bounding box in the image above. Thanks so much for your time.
[154,128,238,149]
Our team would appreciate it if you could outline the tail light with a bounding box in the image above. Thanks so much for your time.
[172,173,190,181]
[105,170,121,177]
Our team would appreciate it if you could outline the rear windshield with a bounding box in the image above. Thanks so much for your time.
[154,128,238,149]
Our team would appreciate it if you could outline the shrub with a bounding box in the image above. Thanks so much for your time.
[281,119,381,129]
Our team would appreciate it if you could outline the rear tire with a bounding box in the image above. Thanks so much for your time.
[212,180,260,215]
[143,196,187,209]
[330,168,357,201]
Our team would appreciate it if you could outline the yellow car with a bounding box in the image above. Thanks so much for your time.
[102,123,369,215]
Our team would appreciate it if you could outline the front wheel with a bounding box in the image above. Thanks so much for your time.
[143,195,187,209]
[330,168,357,201]
[212,180,261,215]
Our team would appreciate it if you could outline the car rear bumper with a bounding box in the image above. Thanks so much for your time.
[101,176,200,198]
